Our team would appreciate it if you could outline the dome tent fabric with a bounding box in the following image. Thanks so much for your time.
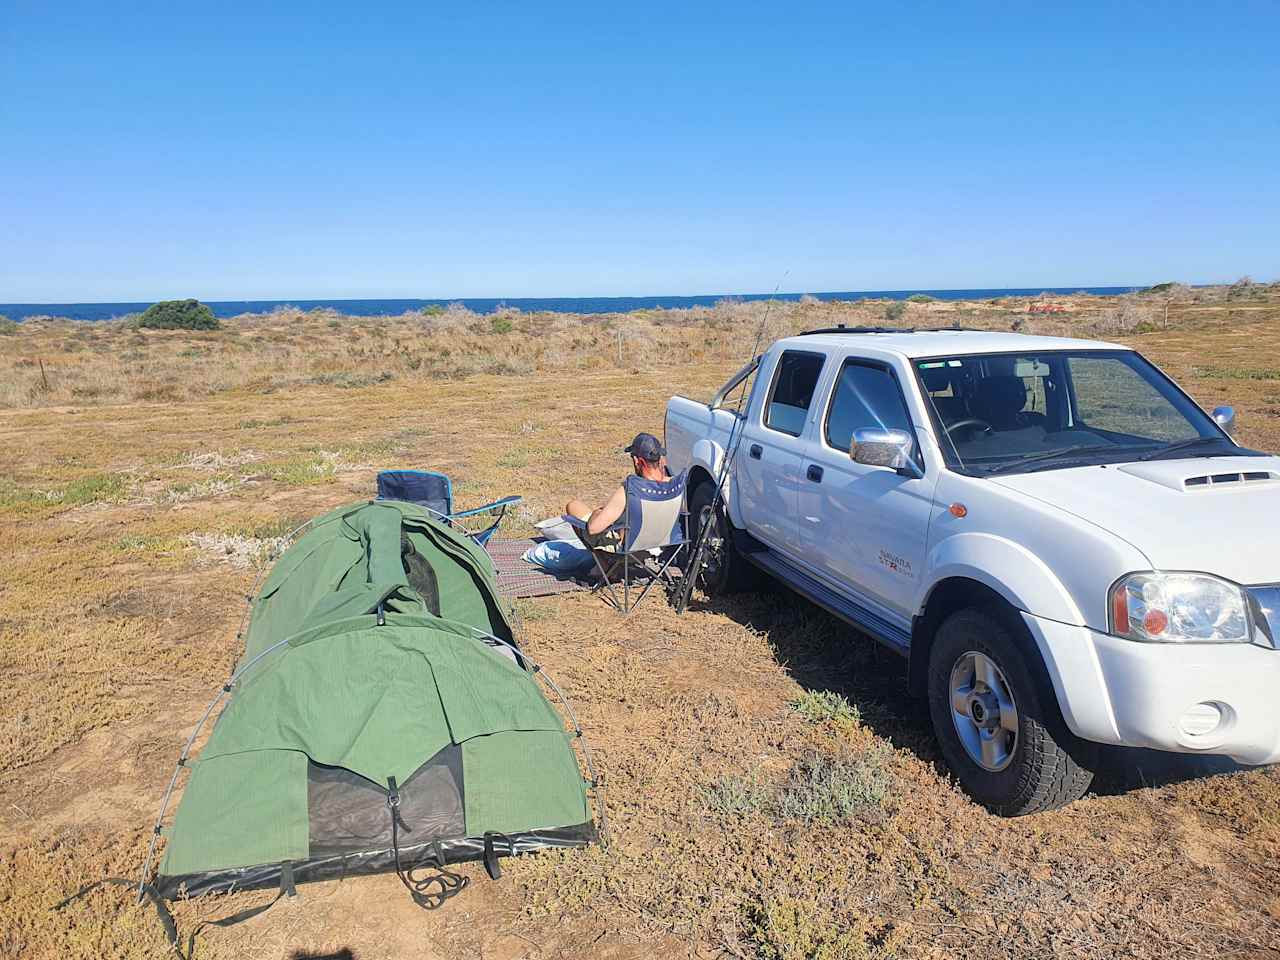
[151,500,597,900]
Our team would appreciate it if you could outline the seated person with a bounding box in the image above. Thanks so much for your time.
[565,432,669,544]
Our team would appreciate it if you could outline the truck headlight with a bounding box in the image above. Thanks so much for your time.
[1109,572,1251,643]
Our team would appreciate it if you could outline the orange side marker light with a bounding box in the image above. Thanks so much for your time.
[948,502,968,518]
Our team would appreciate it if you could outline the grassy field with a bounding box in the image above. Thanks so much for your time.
[2,287,1279,960]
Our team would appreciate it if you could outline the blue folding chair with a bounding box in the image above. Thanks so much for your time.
[376,470,521,547]
[570,470,689,614]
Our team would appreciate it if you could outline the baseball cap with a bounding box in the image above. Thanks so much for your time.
[623,432,665,462]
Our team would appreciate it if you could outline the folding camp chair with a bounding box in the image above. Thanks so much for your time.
[376,469,521,547]
[572,470,688,614]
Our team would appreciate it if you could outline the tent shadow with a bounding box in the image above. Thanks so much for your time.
[685,587,1248,800]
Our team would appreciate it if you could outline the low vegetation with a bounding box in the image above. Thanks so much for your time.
[790,689,861,726]
[3,282,1277,410]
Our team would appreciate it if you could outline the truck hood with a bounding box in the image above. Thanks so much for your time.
[989,456,1280,585]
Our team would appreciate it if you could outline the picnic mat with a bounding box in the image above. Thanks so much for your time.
[487,538,594,598]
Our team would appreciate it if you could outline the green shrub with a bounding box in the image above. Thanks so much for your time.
[906,293,936,303]
[0,316,18,335]
[884,301,907,323]
[744,897,897,960]
[776,751,890,823]
[421,304,446,317]
[135,299,219,330]
[790,690,860,726]
[490,315,514,334]
[700,772,769,817]
[61,472,132,506]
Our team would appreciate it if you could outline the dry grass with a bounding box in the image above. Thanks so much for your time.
[5,286,1279,410]
[2,289,1279,959]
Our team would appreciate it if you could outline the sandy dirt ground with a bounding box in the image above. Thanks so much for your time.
[2,301,1279,959]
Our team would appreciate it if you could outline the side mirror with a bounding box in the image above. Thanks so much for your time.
[851,428,921,477]
[1212,405,1237,438]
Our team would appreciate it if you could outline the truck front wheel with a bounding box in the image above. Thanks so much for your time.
[927,608,1095,815]
[688,481,758,597]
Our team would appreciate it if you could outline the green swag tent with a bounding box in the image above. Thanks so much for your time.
[147,500,599,902]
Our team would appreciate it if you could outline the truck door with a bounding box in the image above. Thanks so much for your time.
[735,349,827,556]
[798,356,936,620]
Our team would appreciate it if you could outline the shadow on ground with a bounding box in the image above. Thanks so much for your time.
[694,586,1249,800]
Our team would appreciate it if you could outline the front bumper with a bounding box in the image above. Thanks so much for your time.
[1023,612,1280,765]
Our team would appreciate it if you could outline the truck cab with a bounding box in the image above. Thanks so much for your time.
[666,327,1280,814]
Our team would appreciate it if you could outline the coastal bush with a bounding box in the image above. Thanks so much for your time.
[790,690,860,727]
[1228,276,1261,300]
[884,301,907,323]
[906,293,936,303]
[135,299,219,330]
[421,304,446,317]
[776,751,890,824]
[490,315,514,334]
[0,315,18,335]
[743,897,898,960]
[700,771,770,817]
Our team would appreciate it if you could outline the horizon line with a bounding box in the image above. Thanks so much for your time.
[0,282,1202,308]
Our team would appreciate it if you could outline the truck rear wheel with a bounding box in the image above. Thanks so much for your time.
[927,607,1095,816]
[688,480,759,597]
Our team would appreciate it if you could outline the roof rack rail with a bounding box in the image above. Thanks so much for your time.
[798,325,911,336]
[798,325,987,336]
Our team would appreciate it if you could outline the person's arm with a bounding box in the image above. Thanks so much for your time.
[586,485,626,535]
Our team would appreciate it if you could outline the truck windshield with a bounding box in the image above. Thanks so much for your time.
[914,350,1234,475]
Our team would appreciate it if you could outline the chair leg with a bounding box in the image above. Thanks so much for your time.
[628,547,684,613]
[592,552,622,611]
[623,553,630,614]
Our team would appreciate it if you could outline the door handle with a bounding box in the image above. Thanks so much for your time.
[806,464,823,483]
[749,444,762,460]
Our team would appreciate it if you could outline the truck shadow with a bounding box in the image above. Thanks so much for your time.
[698,589,1249,799]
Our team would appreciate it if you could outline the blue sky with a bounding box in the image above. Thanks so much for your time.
[2,1,1277,302]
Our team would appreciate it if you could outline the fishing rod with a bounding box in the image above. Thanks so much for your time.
[674,274,786,614]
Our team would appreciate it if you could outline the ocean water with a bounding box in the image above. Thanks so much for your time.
[0,287,1139,322]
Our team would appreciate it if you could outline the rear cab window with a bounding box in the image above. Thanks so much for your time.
[764,350,825,436]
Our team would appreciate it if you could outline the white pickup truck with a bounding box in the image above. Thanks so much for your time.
[665,326,1280,815]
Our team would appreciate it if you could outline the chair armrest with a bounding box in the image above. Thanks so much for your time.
[450,495,522,519]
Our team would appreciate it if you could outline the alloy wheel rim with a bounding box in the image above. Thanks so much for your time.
[949,650,1019,772]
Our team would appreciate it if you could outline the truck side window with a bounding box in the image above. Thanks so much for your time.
[764,351,825,436]
[825,360,914,452]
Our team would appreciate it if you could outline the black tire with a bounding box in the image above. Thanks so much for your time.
[927,607,1095,816]
[687,481,760,597]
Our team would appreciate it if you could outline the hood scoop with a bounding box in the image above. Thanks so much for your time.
[1181,470,1277,489]
[1117,461,1280,492]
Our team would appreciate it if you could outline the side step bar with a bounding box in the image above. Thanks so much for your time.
[746,550,911,656]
